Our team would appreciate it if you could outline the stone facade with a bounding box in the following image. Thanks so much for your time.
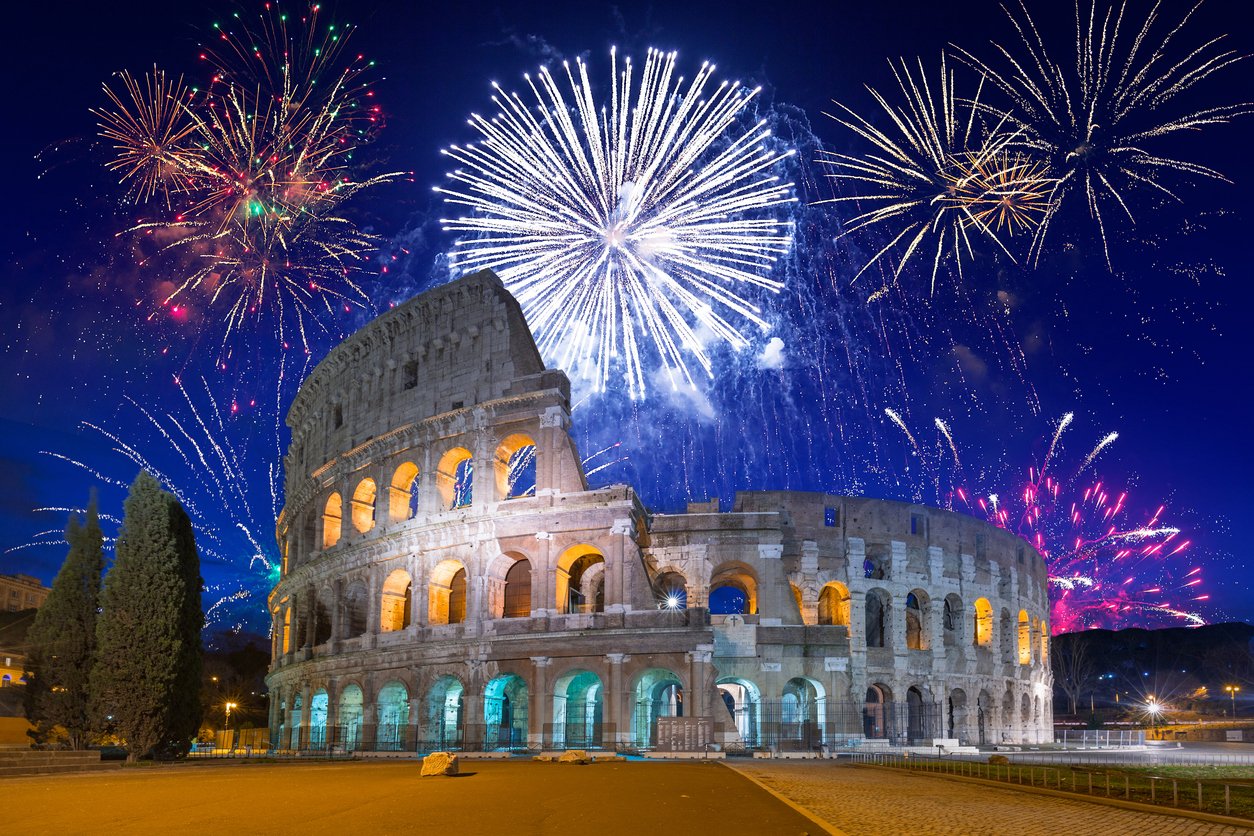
[266,270,1053,753]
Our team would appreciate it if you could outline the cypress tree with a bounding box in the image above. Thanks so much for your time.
[91,471,203,761]
[24,494,105,749]
[164,499,204,756]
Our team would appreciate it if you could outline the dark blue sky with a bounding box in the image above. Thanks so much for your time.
[2,0,1251,630]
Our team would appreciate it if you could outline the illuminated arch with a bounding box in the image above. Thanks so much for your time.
[436,447,474,510]
[552,669,602,749]
[389,462,420,522]
[494,433,538,500]
[429,560,468,625]
[428,676,464,749]
[380,569,413,632]
[973,598,993,648]
[1018,609,1032,664]
[322,492,342,549]
[350,478,377,533]
[783,677,827,745]
[818,582,850,628]
[484,674,529,750]
[343,581,368,638]
[556,544,605,614]
[716,677,762,748]
[709,562,758,615]
[375,681,409,751]
[905,589,929,650]
[631,668,684,748]
[338,683,365,751]
[654,570,688,610]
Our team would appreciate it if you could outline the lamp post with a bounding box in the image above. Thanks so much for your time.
[1146,696,1161,734]
[225,701,237,731]
[1225,685,1240,719]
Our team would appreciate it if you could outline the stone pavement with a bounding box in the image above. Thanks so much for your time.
[727,760,1254,836]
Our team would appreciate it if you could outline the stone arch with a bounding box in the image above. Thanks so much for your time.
[716,677,761,748]
[943,593,963,646]
[1000,608,1015,662]
[288,693,304,749]
[309,688,330,750]
[973,597,994,648]
[1039,619,1049,664]
[906,686,928,743]
[436,447,474,510]
[864,588,891,648]
[388,461,420,522]
[375,680,409,751]
[338,683,365,751]
[709,562,759,615]
[343,580,368,638]
[782,677,826,748]
[484,674,529,750]
[313,588,333,646]
[631,668,684,748]
[501,559,531,619]
[864,682,892,740]
[976,689,994,746]
[905,589,929,650]
[556,544,605,614]
[350,477,377,534]
[1020,692,1031,738]
[1003,684,1017,738]
[322,492,342,549]
[495,433,538,500]
[654,569,688,610]
[863,548,889,580]
[1018,609,1032,664]
[553,669,603,749]
[380,569,413,632]
[427,675,465,749]
[818,581,851,628]
[948,688,968,743]
[789,583,806,623]
[429,559,468,625]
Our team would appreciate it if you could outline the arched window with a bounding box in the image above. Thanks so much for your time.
[503,559,532,618]
[783,677,826,745]
[449,569,467,624]
[943,594,963,646]
[1018,610,1032,664]
[631,669,684,748]
[906,590,928,650]
[338,684,364,751]
[380,570,413,632]
[389,462,420,522]
[553,670,603,750]
[495,434,538,499]
[818,582,851,627]
[1039,619,1049,664]
[1000,609,1014,662]
[350,478,377,533]
[556,545,606,614]
[436,447,474,510]
[375,681,409,751]
[322,493,342,549]
[428,676,464,749]
[973,598,994,648]
[709,562,758,615]
[429,560,468,625]
[865,589,889,648]
[863,684,889,739]
[313,591,333,646]
[789,583,806,622]
[485,674,530,750]
[655,571,688,610]
[344,582,368,638]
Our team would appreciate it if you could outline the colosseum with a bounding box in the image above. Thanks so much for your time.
[266,270,1053,754]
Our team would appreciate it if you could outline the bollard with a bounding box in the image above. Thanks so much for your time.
[1197,781,1203,811]
[1105,773,1111,797]
[1124,774,1129,800]
[1225,784,1230,816]
[1150,777,1156,803]
[1087,773,1093,794]
[1172,779,1178,807]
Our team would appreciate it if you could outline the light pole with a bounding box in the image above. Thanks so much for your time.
[1146,696,1161,735]
[1224,685,1240,719]
[225,701,237,731]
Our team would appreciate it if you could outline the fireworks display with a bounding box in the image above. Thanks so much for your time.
[94,3,399,353]
[886,409,1207,632]
[819,56,1051,290]
[14,377,285,639]
[439,47,797,398]
[953,0,1251,266]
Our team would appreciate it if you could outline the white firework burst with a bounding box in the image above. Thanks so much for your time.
[438,47,797,399]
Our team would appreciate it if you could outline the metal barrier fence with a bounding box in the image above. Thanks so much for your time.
[1057,729,1145,748]
[850,752,1254,820]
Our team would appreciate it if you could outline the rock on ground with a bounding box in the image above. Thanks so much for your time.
[420,752,459,776]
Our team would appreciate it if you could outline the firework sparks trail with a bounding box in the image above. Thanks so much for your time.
[93,3,401,356]
[953,0,1252,267]
[885,410,1205,631]
[439,47,797,399]
[818,56,1054,290]
[19,375,294,638]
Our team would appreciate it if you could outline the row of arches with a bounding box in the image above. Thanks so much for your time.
[274,666,688,752]
[318,435,539,550]
[275,546,611,655]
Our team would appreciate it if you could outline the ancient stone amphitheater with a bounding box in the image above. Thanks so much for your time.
[266,270,1053,754]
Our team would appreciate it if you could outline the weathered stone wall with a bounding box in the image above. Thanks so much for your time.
[265,271,1052,753]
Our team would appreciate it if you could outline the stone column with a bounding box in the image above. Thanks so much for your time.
[361,675,377,751]
[268,687,280,748]
[325,679,340,751]
[329,578,343,652]
[605,653,628,749]
[299,682,312,750]
[407,693,422,753]
[687,646,714,718]
[529,656,552,750]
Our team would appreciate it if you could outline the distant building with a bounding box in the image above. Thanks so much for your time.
[0,574,48,613]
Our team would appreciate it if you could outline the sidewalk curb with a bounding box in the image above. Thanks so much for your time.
[721,761,847,836]
[855,763,1254,831]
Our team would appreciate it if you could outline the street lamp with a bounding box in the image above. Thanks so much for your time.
[1225,685,1240,719]
[1146,696,1161,732]
[225,701,238,731]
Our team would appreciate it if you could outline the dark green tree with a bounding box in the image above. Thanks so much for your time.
[91,471,204,761]
[23,494,105,749]
[164,500,203,755]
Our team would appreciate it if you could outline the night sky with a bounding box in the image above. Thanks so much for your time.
[2,0,1251,635]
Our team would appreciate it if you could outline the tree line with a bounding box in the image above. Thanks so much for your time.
[24,471,204,761]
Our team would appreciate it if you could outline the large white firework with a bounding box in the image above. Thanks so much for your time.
[439,48,796,398]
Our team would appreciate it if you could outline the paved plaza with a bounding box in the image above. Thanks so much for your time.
[729,760,1254,836]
